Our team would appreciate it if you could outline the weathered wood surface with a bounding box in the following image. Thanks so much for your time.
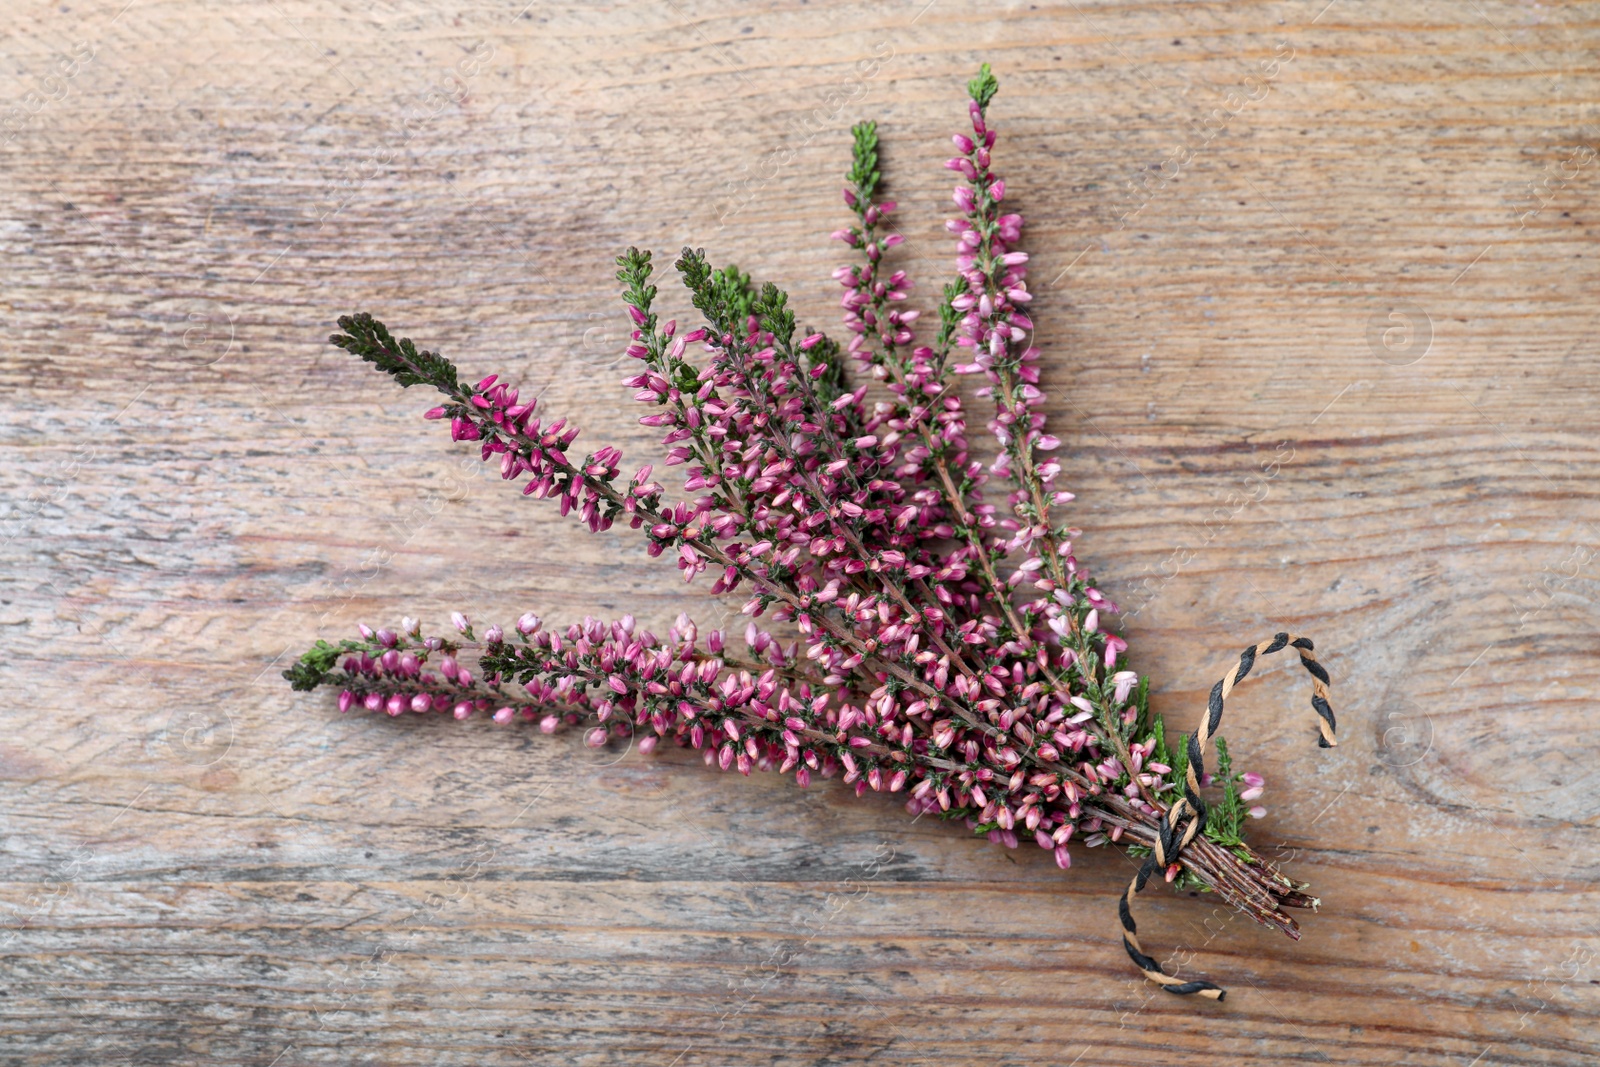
[3,1,1598,1063]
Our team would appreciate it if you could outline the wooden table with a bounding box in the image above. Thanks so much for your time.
[4,2,1596,1063]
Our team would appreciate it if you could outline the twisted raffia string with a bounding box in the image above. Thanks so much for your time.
[1119,632,1338,1000]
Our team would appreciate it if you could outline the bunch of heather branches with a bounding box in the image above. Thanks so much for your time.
[286,64,1324,989]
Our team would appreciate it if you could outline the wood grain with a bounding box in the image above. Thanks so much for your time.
[3,1,1598,1063]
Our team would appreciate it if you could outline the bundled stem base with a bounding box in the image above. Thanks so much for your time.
[1119,633,1337,998]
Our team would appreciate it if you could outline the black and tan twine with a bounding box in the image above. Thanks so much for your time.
[1119,632,1337,1000]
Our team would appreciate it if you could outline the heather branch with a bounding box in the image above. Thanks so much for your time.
[331,315,1023,759]
[287,617,1309,935]
[674,250,975,676]
[936,66,1170,817]
[617,248,749,529]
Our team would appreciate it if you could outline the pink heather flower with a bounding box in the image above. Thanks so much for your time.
[1103,634,1128,668]
[1240,772,1265,802]
[1249,806,1267,819]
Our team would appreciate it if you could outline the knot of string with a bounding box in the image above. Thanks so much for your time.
[1118,632,1337,1000]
